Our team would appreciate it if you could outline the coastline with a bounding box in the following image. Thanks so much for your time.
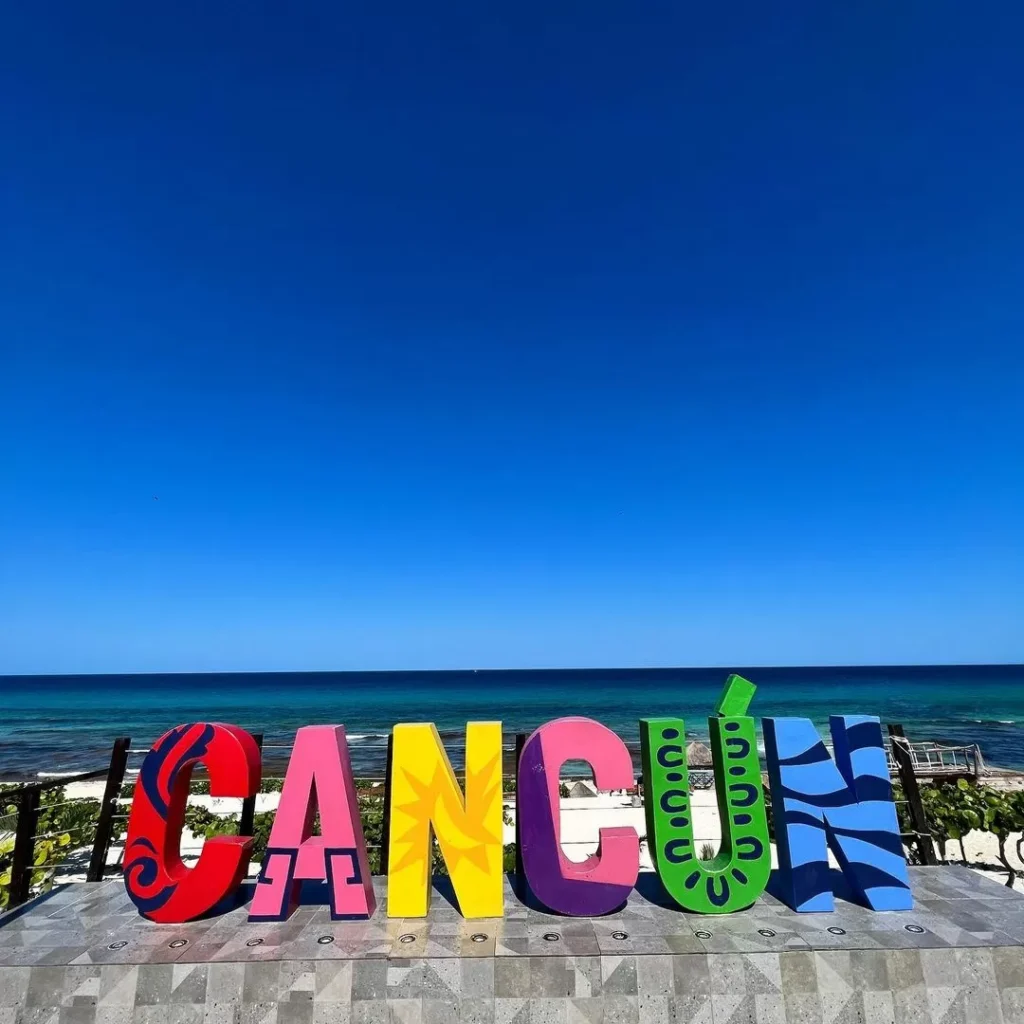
[3,665,1024,775]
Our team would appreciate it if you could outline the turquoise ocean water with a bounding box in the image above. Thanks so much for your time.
[0,666,1022,779]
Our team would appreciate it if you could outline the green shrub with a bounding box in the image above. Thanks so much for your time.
[913,780,1024,886]
[0,786,102,909]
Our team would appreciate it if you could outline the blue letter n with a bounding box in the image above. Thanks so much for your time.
[763,715,912,912]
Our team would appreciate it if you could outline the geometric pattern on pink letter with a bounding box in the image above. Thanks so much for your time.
[517,716,640,916]
[248,725,375,921]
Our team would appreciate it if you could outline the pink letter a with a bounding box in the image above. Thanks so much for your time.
[249,725,375,921]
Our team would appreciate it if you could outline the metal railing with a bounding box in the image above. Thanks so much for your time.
[0,740,130,908]
[886,725,938,865]
[2,723,945,911]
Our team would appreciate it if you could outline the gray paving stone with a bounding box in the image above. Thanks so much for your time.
[93,1009,136,1024]
[462,959,495,999]
[0,967,29,1007]
[0,868,1021,1024]
[637,993,668,1024]
[205,964,245,1004]
[861,991,895,1024]
[312,999,351,1024]
[131,1008,171,1024]
[1002,988,1024,1024]
[531,960,573,998]
[919,951,959,989]
[781,992,823,1024]
[994,948,1024,989]
[885,952,924,992]
[601,959,637,997]
[494,997,529,1024]
[754,993,786,1024]
[528,997,568,1024]
[742,955,783,995]
[460,997,495,1024]
[636,957,673,997]
[779,954,818,995]
[672,955,711,997]
[353,961,388,1001]
[352,999,390,1024]
[711,993,758,1024]
[848,951,889,994]
[812,951,853,993]
[423,996,460,1024]
[277,1002,315,1024]
[386,959,459,999]
[26,968,70,1006]
[314,962,353,1003]
[963,986,1004,1024]
[134,965,174,1006]
[241,962,281,1005]
[820,991,866,1024]
[278,961,316,1002]
[667,993,711,1024]
[891,987,930,1024]
[602,996,639,1024]
[953,948,997,988]
[496,960,533,999]
[926,987,966,1024]
[708,955,750,996]
[57,1006,98,1024]
[166,965,207,1004]
[572,958,602,999]
[569,996,605,1024]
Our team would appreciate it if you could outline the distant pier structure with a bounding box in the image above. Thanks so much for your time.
[887,729,986,779]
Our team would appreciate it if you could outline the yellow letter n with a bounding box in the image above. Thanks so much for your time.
[387,721,503,918]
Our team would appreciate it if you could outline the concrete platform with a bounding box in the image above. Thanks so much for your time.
[1,866,1023,1023]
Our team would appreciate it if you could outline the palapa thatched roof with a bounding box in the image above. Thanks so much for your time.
[686,740,714,766]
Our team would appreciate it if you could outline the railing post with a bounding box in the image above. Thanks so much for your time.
[87,736,131,883]
[9,788,41,908]
[514,732,526,899]
[239,733,264,838]
[379,733,394,875]
[887,724,938,866]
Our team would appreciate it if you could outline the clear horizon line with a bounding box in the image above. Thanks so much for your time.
[1,660,1022,679]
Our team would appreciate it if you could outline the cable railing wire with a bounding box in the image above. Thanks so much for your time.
[31,823,98,842]
[3,721,939,910]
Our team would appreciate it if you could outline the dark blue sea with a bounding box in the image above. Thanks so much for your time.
[0,666,1022,779]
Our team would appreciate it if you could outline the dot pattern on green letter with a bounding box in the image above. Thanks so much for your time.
[640,674,771,914]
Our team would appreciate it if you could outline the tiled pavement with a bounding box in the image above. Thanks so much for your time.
[0,867,1022,1022]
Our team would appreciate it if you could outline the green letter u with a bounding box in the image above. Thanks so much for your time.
[640,675,771,914]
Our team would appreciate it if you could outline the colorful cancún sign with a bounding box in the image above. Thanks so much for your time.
[123,675,913,923]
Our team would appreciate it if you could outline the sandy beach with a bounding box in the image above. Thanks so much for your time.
[58,776,1024,894]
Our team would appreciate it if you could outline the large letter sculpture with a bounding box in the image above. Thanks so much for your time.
[387,722,504,918]
[763,715,912,912]
[249,725,375,921]
[124,723,261,922]
[640,675,771,913]
[518,717,639,916]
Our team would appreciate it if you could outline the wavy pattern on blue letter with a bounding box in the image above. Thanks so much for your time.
[763,715,912,912]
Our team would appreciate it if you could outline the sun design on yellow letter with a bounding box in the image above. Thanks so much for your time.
[387,722,504,918]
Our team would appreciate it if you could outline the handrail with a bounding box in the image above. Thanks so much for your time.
[1,736,131,910]
[0,768,111,797]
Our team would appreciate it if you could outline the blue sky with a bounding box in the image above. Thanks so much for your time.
[2,2,1022,673]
